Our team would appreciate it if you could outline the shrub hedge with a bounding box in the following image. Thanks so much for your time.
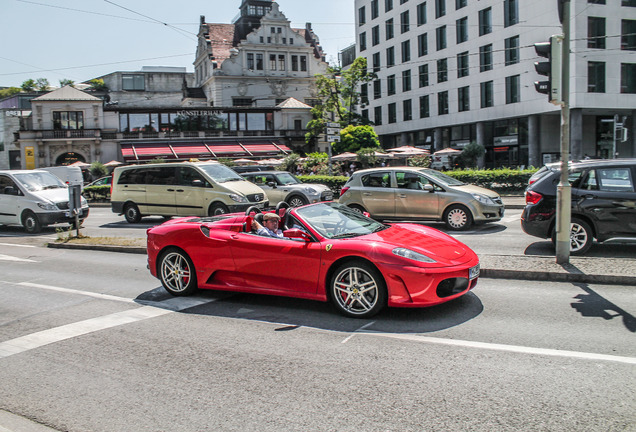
[82,185,111,201]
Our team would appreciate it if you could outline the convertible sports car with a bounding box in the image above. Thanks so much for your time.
[147,202,480,318]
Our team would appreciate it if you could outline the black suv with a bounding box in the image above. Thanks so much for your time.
[521,159,636,254]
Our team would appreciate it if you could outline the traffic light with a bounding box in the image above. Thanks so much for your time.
[534,35,563,105]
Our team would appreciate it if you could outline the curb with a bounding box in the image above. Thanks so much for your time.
[48,242,634,286]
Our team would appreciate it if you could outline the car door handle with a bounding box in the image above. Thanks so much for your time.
[167,188,175,192]
[398,194,407,198]
[176,189,184,192]
[582,194,597,199]
[363,192,372,196]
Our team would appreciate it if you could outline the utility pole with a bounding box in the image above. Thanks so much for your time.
[555,0,571,264]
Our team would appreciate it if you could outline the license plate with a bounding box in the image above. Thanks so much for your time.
[325,194,333,201]
[256,203,265,209]
[469,263,480,280]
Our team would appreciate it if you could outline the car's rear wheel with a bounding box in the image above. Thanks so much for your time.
[551,218,593,255]
[288,195,307,207]
[330,261,386,318]
[209,203,229,216]
[22,210,41,234]
[347,204,367,214]
[158,248,198,296]
[444,205,473,231]
[124,203,141,223]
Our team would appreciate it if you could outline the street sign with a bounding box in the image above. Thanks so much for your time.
[326,122,340,128]
[327,135,341,142]
[326,127,340,135]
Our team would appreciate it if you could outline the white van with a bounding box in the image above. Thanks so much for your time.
[0,170,90,233]
[40,166,84,188]
[111,161,268,223]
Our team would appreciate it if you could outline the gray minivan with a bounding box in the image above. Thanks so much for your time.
[111,161,268,223]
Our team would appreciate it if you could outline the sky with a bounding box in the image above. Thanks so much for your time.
[0,0,355,88]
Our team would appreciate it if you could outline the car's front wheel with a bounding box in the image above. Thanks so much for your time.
[444,205,473,230]
[124,203,141,223]
[288,195,307,207]
[158,248,198,296]
[22,210,42,234]
[347,204,367,214]
[552,218,593,255]
[209,203,229,216]
[330,261,386,318]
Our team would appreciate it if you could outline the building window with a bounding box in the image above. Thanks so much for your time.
[480,81,493,107]
[247,53,255,70]
[387,46,395,67]
[479,8,492,36]
[417,2,427,25]
[372,25,381,46]
[403,99,413,121]
[456,17,468,44]
[372,52,381,72]
[278,54,286,70]
[588,17,606,49]
[436,25,447,50]
[435,0,446,18]
[457,51,469,78]
[300,56,307,72]
[437,58,448,83]
[588,62,606,93]
[401,11,410,33]
[624,0,636,6]
[269,54,277,70]
[505,75,520,103]
[291,55,298,71]
[588,0,605,3]
[438,91,449,115]
[622,20,636,50]
[371,0,379,19]
[122,74,144,90]
[419,64,429,87]
[360,32,367,51]
[417,33,428,56]
[373,80,382,99]
[374,106,383,125]
[359,6,366,25]
[402,69,412,92]
[386,0,393,12]
[388,103,397,123]
[53,111,84,130]
[361,84,369,104]
[400,0,409,3]
[233,98,253,107]
[504,0,518,27]
[402,40,411,62]
[458,86,470,112]
[480,44,493,72]
[386,18,394,40]
[387,75,396,95]
[505,36,520,65]
[621,63,636,93]
[419,95,430,118]
[456,0,467,9]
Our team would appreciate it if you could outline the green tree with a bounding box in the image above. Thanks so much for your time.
[356,148,377,169]
[89,161,108,179]
[86,79,108,91]
[279,153,301,173]
[459,141,486,168]
[21,79,36,92]
[0,87,21,98]
[35,78,50,91]
[407,155,431,168]
[334,124,380,154]
[59,79,75,87]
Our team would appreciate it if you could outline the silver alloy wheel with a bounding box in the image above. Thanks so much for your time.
[332,266,379,316]
[160,251,193,294]
[570,222,589,253]
[446,208,468,229]
[288,196,306,207]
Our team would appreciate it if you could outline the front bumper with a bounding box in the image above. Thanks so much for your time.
[472,201,505,223]
[37,207,90,225]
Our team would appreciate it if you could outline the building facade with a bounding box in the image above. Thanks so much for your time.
[354,0,636,167]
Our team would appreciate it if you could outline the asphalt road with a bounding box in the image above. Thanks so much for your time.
[0,243,635,431]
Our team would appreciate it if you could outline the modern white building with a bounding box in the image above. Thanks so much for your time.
[354,0,636,167]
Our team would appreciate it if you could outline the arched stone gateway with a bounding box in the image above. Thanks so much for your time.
[55,152,86,166]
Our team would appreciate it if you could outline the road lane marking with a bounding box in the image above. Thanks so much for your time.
[341,321,376,344]
[359,331,636,365]
[17,282,136,304]
[0,254,37,263]
[0,243,36,248]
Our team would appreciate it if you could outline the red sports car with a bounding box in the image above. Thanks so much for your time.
[147,202,480,318]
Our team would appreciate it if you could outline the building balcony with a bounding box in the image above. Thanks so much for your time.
[102,129,308,140]
[16,129,102,141]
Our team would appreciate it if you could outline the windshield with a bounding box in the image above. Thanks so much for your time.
[277,172,301,185]
[295,202,387,239]
[198,163,244,183]
[13,172,66,191]
[420,168,465,186]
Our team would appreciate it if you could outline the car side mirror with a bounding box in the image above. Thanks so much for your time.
[192,179,205,187]
[283,228,311,242]
[3,186,19,196]
[267,181,277,188]
[423,184,434,192]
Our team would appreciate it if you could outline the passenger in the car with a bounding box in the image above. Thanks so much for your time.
[252,212,284,238]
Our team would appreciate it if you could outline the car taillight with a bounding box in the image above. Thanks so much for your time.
[525,190,543,205]
[528,179,536,185]
[339,186,350,197]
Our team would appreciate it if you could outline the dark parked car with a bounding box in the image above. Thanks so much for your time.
[521,159,636,254]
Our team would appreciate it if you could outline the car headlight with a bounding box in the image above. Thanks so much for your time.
[37,202,58,211]
[229,194,248,203]
[303,187,318,194]
[392,247,437,263]
[81,197,88,206]
[471,193,495,205]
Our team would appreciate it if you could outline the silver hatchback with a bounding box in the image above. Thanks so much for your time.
[242,171,333,207]
[339,167,504,230]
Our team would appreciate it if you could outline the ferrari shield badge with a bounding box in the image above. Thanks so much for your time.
[326,244,333,252]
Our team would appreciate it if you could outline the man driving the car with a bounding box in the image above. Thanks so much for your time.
[252,212,284,238]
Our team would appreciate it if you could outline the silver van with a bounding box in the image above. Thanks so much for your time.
[339,167,504,230]
[111,161,268,223]
[0,170,90,233]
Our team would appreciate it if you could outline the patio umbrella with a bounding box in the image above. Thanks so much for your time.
[434,148,462,155]
[104,160,123,167]
[330,152,357,161]
[387,146,429,154]
[234,158,254,165]
[68,161,90,168]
